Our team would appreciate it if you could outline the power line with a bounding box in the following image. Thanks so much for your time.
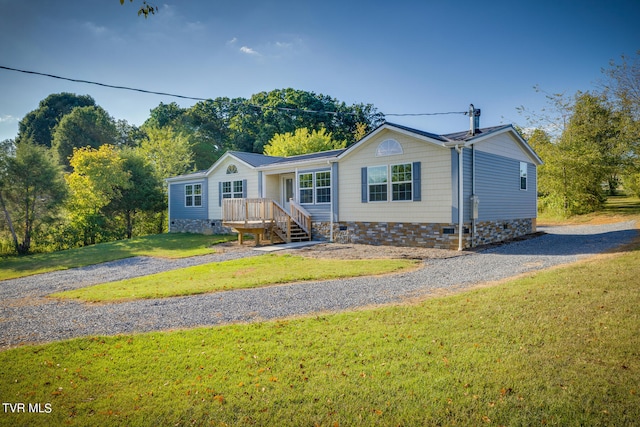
[1,65,469,118]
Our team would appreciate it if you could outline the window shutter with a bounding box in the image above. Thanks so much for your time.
[242,179,247,198]
[361,167,368,203]
[412,161,421,201]
[218,182,222,207]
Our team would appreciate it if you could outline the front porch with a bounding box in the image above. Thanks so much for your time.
[222,198,312,244]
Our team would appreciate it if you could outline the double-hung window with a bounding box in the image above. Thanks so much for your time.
[185,184,202,207]
[299,173,314,204]
[391,163,412,201]
[222,180,243,199]
[315,171,331,204]
[299,171,331,205]
[368,165,388,202]
[367,163,413,202]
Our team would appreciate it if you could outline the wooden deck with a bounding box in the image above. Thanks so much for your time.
[222,198,311,244]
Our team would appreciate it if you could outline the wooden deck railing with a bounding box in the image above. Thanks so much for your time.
[222,198,274,224]
[222,198,311,243]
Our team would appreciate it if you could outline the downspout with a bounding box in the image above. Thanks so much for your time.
[455,145,464,251]
[166,182,171,233]
[328,160,334,243]
[472,146,476,247]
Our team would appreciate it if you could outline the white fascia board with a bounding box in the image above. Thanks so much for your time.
[257,157,338,173]
[165,172,207,183]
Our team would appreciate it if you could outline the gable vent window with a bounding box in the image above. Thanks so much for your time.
[226,164,238,174]
[376,139,403,156]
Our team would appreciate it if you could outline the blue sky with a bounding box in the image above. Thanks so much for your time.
[1,0,638,142]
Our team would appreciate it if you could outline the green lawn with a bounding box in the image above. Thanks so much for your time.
[2,244,638,426]
[0,234,237,281]
[50,254,418,302]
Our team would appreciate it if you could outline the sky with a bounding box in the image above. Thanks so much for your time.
[0,0,639,142]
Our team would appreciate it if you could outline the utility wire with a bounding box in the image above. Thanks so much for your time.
[1,65,469,117]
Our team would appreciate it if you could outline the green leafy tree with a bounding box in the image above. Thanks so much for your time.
[52,105,118,169]
[0,140,67,254]
[17,93,96,148]
[105,149,164,239]
[264,127,346,157]
[137,126,194,179]
[120,0,158,17]
[65,145,131,245]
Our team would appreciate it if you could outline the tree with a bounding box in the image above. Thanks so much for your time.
[105,149,164,239]
[137,126,194,180]
[264,127,346,157]
[17,93,96,148]
[51,105,118,169]
[65,145,131,245]
[0,140,67,254]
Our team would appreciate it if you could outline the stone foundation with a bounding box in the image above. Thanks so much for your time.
[312,218,535,250]
[169,219,231,235]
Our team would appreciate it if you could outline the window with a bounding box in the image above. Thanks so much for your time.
[299,171,331,205]
[299,173,314,204]
[368,165,388,202]
[367,163,413,202]
[185,184,202,207]
[376,139,403,156]
[391,163,412,201]
[226,164,238,174]
[222,180,243,199]
[520,162,527,190]
[315,171,331,204]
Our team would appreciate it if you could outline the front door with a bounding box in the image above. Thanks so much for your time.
[281,174,295,212]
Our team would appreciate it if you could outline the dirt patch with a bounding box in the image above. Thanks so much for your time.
[278,243,465,260]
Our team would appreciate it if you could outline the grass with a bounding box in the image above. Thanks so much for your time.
[1,244,639,426]
[50,254,418,302]
[538,194,640,226]
[0,234,237,281]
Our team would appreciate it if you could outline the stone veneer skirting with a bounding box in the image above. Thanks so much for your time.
[312,218,535,250]
[170,218,231,235]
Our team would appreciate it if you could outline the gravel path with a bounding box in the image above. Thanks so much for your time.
[0,221,636,349]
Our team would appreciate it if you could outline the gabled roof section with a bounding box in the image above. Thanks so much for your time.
[442,124,512,142]
[273,148,347,164]
[228,151,283,167]
[383,122,449,142]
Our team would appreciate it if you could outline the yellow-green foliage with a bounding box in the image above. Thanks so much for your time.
[263,127,346,157]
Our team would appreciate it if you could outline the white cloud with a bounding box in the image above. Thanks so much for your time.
[227,37,238,45]
[0,115,17,123]
[82,21,107,35]
[240,46,260,56]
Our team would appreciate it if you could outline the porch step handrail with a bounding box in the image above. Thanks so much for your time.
[289,199,311,235]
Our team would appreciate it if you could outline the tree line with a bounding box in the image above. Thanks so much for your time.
[0,89,383,255]
[520,51,640,217]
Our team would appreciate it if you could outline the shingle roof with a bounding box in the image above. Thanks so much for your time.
[271,148,347,164]
[228,151,283,167]
[383,122,449,142]
[442,124,512,142]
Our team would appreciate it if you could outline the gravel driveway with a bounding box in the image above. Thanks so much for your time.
[0,221,636,350]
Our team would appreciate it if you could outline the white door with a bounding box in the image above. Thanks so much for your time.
[281,174,294,212]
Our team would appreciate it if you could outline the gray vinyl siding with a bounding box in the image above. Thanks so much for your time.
[451,148,473,222]
[474,151,537,220]
[168,180,208,220]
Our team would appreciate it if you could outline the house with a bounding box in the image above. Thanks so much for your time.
[166,114,542,250]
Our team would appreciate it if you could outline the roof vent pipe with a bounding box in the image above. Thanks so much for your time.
[469,104,481,135]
